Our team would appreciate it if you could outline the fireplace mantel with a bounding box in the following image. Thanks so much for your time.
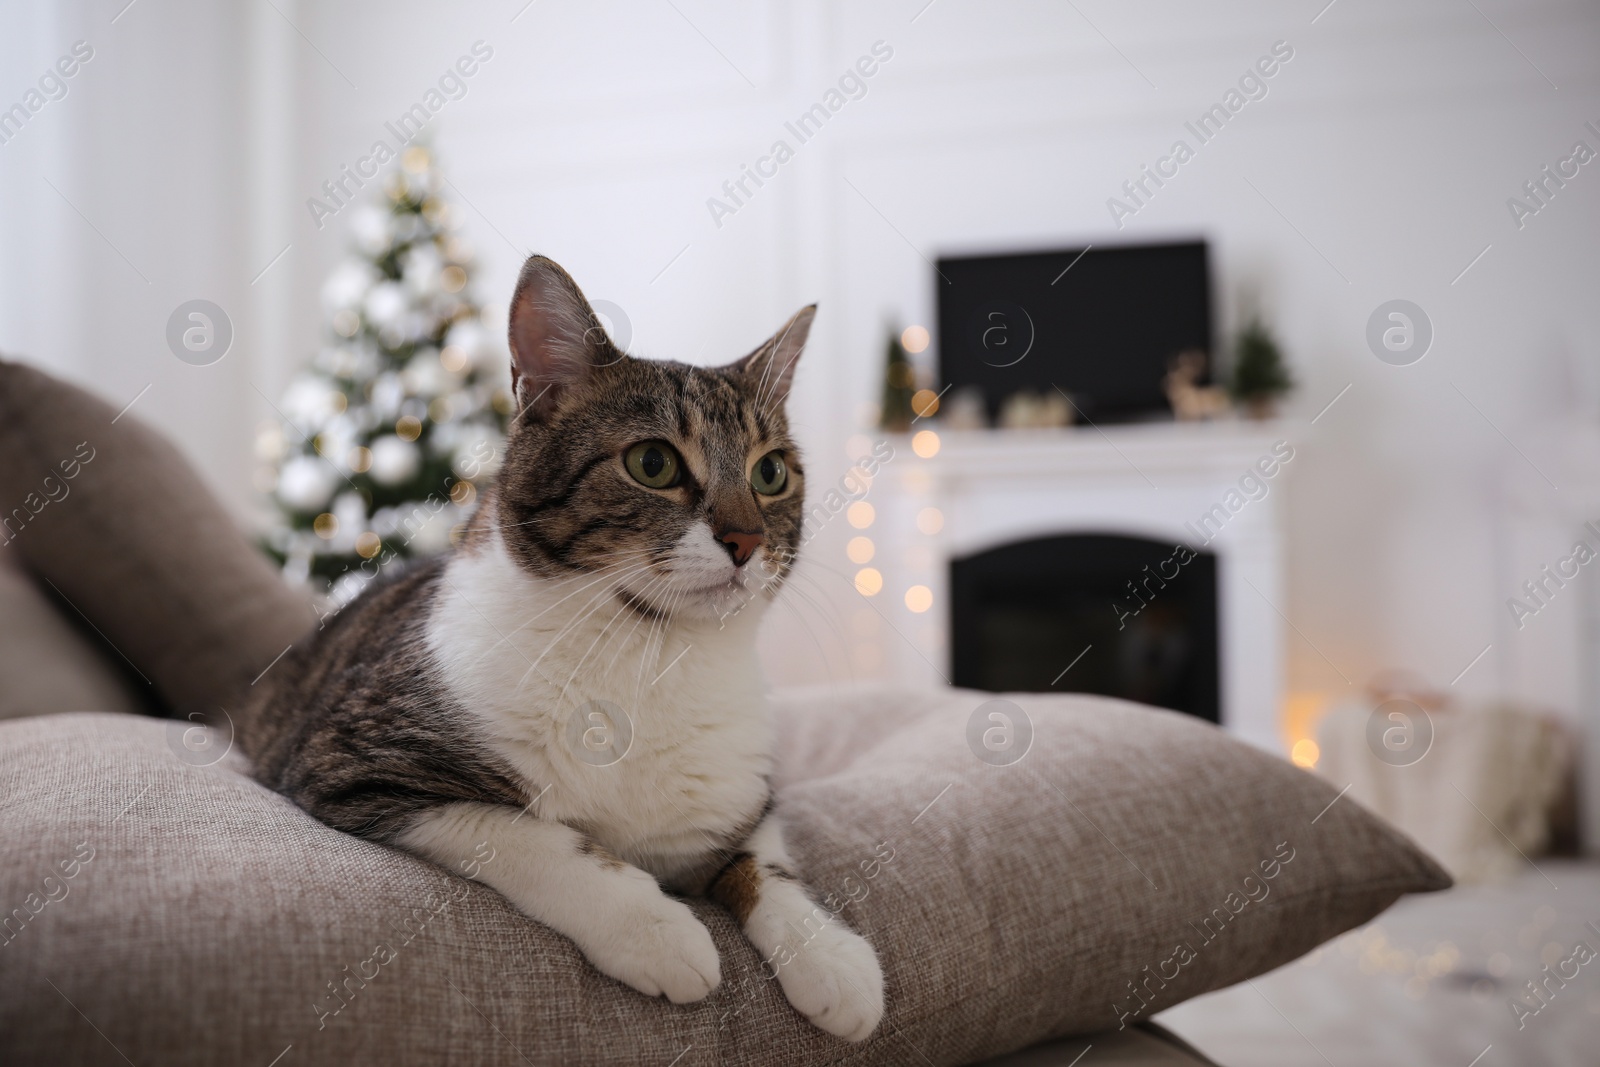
[868,420,1292,752]
[901,421,1293,485]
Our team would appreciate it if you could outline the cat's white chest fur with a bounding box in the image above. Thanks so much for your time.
[425,535,774,879]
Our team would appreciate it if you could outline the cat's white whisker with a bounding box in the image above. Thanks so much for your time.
[490,556,645,649]
[559,574,661,696]
[770,580,847,684]
[511,566,649,692]
[636,578,690,701]
[505,566,643,694]
[603,570,676,676]
[633,588,673,701]
[465,556,643,670]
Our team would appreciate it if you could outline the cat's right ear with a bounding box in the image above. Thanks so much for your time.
[506,255,616,417]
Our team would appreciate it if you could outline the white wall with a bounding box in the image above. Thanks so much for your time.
[4,0,1599,727]
[0,0,266,519]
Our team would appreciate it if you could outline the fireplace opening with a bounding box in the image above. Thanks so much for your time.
[949,533,1220,721]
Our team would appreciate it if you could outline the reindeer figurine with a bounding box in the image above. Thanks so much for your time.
[1163,349,1231,421]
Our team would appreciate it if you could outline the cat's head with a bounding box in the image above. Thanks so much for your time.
[487,255,811,623]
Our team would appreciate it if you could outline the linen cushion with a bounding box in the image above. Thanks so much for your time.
[0,685,1447,1065]
[975,1025,1220,1066]
[0,357,316,719]
[0,549,145,720]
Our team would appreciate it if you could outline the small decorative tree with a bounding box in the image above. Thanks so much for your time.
[258,143,511,606]
[878,325,916,432]
[1229,319,1292,418]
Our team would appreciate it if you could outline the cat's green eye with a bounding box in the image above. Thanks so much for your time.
[624,441,682,489]
[750,451,788,495]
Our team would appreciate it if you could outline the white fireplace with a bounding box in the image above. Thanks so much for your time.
[866,421,1292,753]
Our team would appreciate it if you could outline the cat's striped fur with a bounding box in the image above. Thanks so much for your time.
[242,256,884,1041]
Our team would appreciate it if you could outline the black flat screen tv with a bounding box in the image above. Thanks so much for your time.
[935,240,1211,423]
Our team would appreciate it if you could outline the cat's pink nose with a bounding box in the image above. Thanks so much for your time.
[719,530,764,566]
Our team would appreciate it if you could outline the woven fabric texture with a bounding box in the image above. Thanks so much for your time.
[0,686,1446,1065]
[0,358,317,719]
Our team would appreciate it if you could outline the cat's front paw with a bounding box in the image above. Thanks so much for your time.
[775,920,885,1042]
[586,892,722,1004]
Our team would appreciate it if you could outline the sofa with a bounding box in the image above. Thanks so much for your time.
[0,358,1449,1065]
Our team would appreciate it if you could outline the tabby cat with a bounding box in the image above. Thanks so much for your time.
[242,255,884,1041]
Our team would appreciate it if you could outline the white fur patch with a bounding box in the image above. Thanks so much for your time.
[420,521,884,1036]
[426,524,774,881]
[740,815,886,1040]
[401,802,721,1003]
[616,520,773,621]
[758,895,885,1041]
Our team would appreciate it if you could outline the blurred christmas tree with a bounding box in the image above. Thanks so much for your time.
[1229,318,1292,418]
[878,325,916,432]
[258,143,511,605]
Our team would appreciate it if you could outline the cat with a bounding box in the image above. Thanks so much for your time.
[242,255,885,1042]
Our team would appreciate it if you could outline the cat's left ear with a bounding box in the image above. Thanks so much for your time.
[730,304,815,406]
